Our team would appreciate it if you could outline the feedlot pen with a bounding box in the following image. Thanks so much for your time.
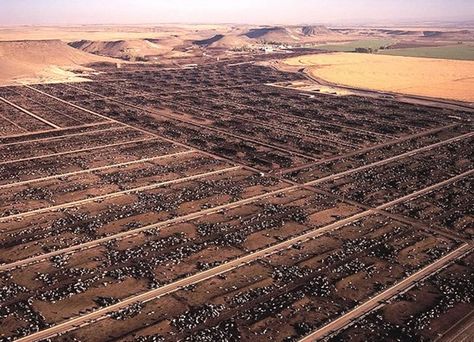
[0,61,472,342]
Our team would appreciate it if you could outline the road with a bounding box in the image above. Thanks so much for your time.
[305,132,473,186]
[0,122,111,143]
[13,210,374,342]
[25,85,266,176]
[0,96,61,129]
[0,150,194,190]
[2,127,469,222]
[0,125,126,147]
[0,183,297,272]
[133,92,360,150]
[24,85,121,123]
[25,84,471,190]
[13,82,472,342]
[0,136,156,166]
[27,84,467,186]
[0,166,240,223]
[1,164,471,273]
[436,310,474,342]
[11,170,473,341]
[298,243,472,342]
[194,79,393,139]
[33,84,320,162]
[301,69,474,112]
[279,123,458,175]
[0,112,28,132]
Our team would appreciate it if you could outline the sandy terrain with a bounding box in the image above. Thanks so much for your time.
[0,25,231,42]
[285,53,474,102]
[242,26,356,44]
[270,80,355,96]
[70,39,176,60]
[194,33,253,49]
[0,54,471,342]
[2,24,473,88]
[0,40,120,85]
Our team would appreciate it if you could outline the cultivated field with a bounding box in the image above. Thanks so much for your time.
[380,44,474,61]
[0,56,472,342]
[0,25,232,42]
[315,39,395,52]
[285,52,474,102]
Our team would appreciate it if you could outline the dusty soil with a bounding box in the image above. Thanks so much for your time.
[284,52,474,102]
[0,40,120,85]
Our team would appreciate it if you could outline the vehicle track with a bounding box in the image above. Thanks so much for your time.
[31,85,319,162]
[0,122,113,143]
[61,84,323,161]
[0,96,61,129]
[305,132,473,186]
[0,124,128,148]
[0,112,28,132]
[278,123,459,175]
[0,165,241,222]
[298,243,472,342]
[0,150,195,190]
[12,170,473,342]
[0,136,157,166]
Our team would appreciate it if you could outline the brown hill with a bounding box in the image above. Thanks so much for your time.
[193,34,225,47]
[0,40,118,85]
[70,39,175,60]
[242,26,340,43]
[243,27,296,42]
[422,30,474,40]
[193,34,251,48]
[301,25,332,36]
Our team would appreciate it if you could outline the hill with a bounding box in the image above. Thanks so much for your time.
[243,27,298,42]
[242,26,345,44]
[193,34,225,47]
[193,34,251,49]
[301,25,332,36]
[422,30,474,41]
[0,40,118,85]
[70,39,175,60]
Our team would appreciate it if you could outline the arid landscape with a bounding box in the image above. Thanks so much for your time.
[0,1,473,341]
[1,23,473,89]
[284,53,474,102]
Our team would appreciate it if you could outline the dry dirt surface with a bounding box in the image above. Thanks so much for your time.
[0,60,471,342]
[0,23,473,342]
[0,25,231,42]
[284,52,474,102]
[70,39,176,60]
[0,40,119,85]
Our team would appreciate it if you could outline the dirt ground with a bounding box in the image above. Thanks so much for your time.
[284,52,474,102]
[0,25,231,42]
[0,40,120,85]
[0,56,471,342]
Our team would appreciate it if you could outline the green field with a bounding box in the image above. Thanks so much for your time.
[379,44,474,61]
[316,39,395,52]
